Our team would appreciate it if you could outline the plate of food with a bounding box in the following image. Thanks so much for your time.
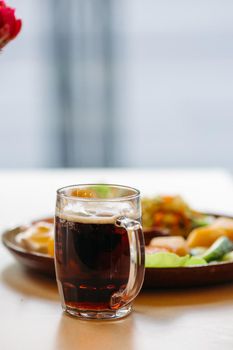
[3,195,233,288]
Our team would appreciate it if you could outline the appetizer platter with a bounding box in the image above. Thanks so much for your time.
[3,195,233,288]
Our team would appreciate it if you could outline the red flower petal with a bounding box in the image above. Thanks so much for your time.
[0,1,6,9]
[0,7,4,27]
[0,1,22,45]
[12,18,21,38]
[1,8,16,37]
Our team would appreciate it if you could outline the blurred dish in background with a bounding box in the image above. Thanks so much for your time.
[3,194,233,288]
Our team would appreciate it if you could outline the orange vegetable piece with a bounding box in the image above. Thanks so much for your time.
[47,236,55,256]
[71,189,96,198]
[153,212,164,225]
[187,217,233,248]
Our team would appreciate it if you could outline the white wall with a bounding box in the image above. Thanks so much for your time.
[0,0,233,168]
[0,0,59,168]
[114,0,233,168]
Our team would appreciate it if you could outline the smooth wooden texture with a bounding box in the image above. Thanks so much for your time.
[1,168,233,350]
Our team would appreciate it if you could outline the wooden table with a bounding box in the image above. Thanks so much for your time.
[1,168,233,350]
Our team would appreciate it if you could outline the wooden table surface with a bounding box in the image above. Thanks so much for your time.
[1,168,233,350]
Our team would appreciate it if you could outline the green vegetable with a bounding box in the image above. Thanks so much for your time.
[222,251,233,262]
[183,256,207,266]
[190,247,207,256]
[191,215,213,229]
[145,252,206,268]
[91,185,110,198]
[201,236,233,263]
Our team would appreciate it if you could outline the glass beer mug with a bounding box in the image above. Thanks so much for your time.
[55,184,145,320]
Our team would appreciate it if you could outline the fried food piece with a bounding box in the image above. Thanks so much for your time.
[149,236,188,256]
[187,217,233,248]
[145,246,170,254]
[16,221,54,256]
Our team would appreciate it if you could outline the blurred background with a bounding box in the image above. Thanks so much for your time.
[1,0,233,168]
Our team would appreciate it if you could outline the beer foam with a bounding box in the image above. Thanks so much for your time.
[57,201,137,224]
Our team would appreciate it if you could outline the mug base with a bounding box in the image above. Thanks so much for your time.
[63,304,132,320]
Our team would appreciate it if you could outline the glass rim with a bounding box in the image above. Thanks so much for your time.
[56,183,140,202]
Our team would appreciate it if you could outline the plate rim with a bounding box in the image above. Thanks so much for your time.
[2,214,233,270]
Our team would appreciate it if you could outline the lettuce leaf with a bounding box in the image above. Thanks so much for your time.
[145,252,207,268]
[183,256,207,266]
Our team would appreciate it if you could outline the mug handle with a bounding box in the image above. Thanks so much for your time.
[111,216,145,309]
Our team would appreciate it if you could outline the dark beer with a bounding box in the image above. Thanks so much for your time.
[55,216,131,311]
